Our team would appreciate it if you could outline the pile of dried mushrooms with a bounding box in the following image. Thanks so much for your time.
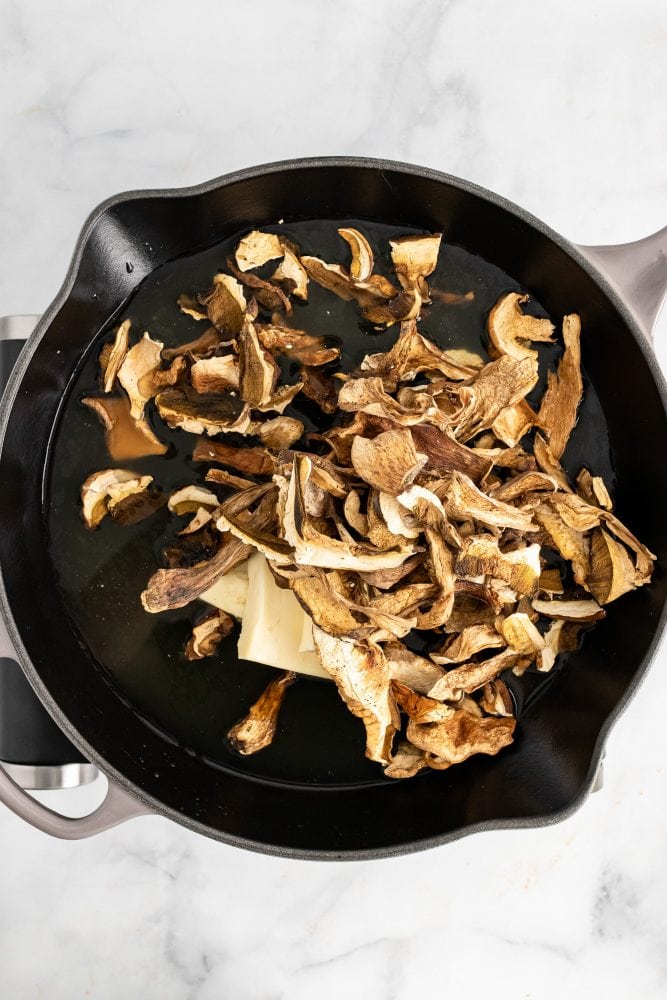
[80,226,655,779]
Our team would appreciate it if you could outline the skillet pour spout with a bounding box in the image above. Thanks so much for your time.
[0,158,665,858]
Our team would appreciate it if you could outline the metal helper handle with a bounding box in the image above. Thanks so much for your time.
[576,226,667,340]
[0,314,153,837]
[0,763,151,839]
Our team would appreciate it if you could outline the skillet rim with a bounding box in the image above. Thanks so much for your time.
[0,155,665,859]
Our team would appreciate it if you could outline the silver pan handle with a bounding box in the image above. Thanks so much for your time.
[0,764,151,839]
[576,226,667,340]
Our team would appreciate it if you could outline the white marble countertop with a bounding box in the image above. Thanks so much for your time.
[1,1,666,997]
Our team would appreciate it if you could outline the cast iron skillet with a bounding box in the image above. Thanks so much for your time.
[0,158,665,859]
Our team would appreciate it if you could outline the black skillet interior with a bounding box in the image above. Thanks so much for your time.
[1,161,665,857]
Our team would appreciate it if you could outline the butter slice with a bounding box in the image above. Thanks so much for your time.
[237,553,329,678]
[200,560,249,619]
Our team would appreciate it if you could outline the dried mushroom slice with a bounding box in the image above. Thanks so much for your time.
[283,456,416,571]
[156,387,254,436]
[192,438,274,476]
[255,416,304,449]
[456,535,541,596]
[299,366,339,414]
[531,598,605,621]
[534,619,565,674]
[227,258,292,314]
[491,399,537,447]
[338,376,437,425]
[206,468,257,491]
[201,274,247,335]
[301,256,397,305]
[142,532,252,613]
[254,381,304,415]
[360,318,481,387]
[576,468,613,510]
[383,643,446,695]
[537,313,583,459]
[490,471,558,503]
[227,671,296,754]
[450,355,539,442]
[392,682,453,724]
[100,320,130,393]
[235,230,284,272]
[82,395,167,460]
[190,355,240,394]
[383,742,429,779]
[185,609,234,660]
[81,469,154,529]
[339,227,374,281]
[389,233,442,299]
[117,332,164,420]
[430,623,505,665]
[377,493,420,539]
[238,317,280,408]
[312,627,399,765]
[273,245,309,300]
[587,528,637,604]
[361,288,421,327]
[533,503,589,588]
[409,424,492,482]
[351,428,427,496]
[427,648,518,701]
[255,322,340,366]
[406,710,515,769]
[497,612,545,655]
[487,293,555,361]
[168,485,219,515]
[532,432,571,491]
[538,567,564,595]
[438,471,538,532]
[479,679,514,716]
[162,327,221,361]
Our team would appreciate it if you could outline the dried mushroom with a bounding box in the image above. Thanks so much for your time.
[81,222,654,777]
[81,469,155,529]
[351,429,427,496]
[430,623,505,664]
[185,609,234,660]
[390,233,442,299]
[227,671,296,754]
[192,438,274,476]
[273,245,309,300]
[117,332,163,420]
[235,230,284,272]
[537,314,583,458]
[100,320,130,393]
[156,387,254,436]
[488,293,555,361]
[168,485,219,515]
[201,274,247,335]
[255,322,339,366]
[312,627,399,764]
[339,227,374,281]
[406,711,515,769]
[82,395,167,460]
[256,416,304,449]
[191,355,240,394]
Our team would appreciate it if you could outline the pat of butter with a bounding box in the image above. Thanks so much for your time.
[237,553,329,679]
[200,560,249,620]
